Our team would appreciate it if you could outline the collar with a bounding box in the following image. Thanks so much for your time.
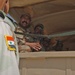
[0,10,6,19]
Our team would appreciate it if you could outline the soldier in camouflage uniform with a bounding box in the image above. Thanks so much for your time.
[15,13,42,53]
[33,23,51,51]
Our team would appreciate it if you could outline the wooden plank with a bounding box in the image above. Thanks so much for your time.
[10,0,49,8]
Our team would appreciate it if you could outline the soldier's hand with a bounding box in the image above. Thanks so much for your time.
[25,42,42,51]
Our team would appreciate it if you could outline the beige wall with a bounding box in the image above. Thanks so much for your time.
[19,51,75,75]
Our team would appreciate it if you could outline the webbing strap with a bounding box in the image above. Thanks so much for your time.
[48,30,75,38]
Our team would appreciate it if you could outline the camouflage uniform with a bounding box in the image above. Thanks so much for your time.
[15,26,32,53]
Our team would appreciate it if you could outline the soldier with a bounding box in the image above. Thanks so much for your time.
[0,0,20,75]
[15,14,42,52]
[33,23,51,51]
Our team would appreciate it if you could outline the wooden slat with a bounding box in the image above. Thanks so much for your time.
[9,0,50,8]
[9,0,75,8]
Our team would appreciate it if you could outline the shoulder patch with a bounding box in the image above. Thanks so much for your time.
[4,35,16,51]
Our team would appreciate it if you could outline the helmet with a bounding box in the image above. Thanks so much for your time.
[20,13,31,21]
[34,23,44,30]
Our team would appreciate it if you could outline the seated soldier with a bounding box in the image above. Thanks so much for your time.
[15,13,42,53]
[33,23,50,51]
